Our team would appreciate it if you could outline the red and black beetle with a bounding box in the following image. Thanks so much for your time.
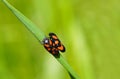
[42,33,65,55]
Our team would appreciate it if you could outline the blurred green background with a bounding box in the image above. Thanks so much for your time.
[0,0,120,79]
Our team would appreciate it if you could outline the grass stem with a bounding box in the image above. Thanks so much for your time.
[2,0,80,79]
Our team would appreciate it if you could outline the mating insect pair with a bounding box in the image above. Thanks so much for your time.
[42,33,65,56]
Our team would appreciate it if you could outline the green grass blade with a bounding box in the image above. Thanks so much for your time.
[2,0,80,79]
[56,54,80,79]
[2,0,45,41]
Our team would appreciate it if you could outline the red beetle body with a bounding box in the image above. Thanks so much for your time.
[42,33,65,55]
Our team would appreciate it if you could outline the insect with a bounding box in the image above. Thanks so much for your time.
[42,33,65,55]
